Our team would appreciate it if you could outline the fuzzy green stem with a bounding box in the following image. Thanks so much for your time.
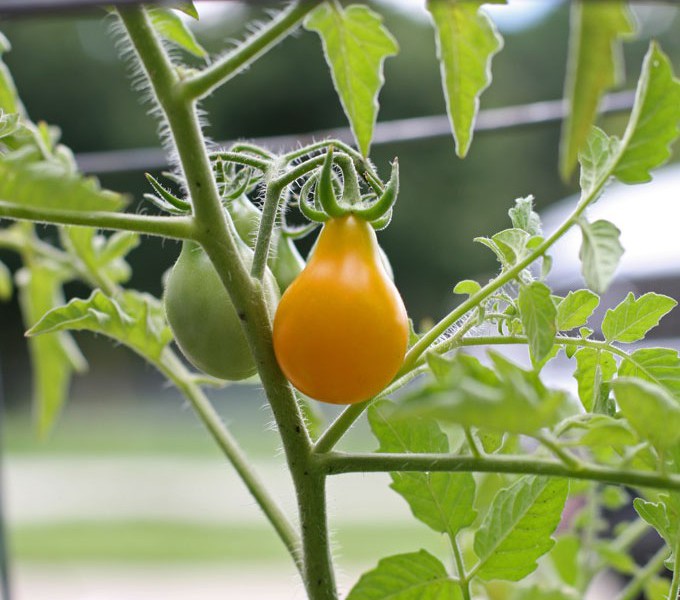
[535,433,583,468]
[450,535,471,600]
[251,175,284,280]
[0,202,194,240]
[323,452,680,492]
[669,540,680,600]
[120,9,337,598]
[464,428,482,459]
[158,350,302,570]
[182,1,321,101]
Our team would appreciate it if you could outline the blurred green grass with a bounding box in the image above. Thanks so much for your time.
[10,521,445,565]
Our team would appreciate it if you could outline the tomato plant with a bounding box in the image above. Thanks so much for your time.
[1,2,680,600]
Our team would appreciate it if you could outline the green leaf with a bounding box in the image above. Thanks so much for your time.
[172,1,199,19]
[595,542,638,575]
[305,3,398,157]
[556,289,599,331]
[550,535,579,587]
[518,281,557,366]
[619,348,680,400]
[403,352,569,435]
[0,43,20,115]
[0,160,126,212]
[17,262,87,436]
[347,550,461,600]
[0,260,12,301]
[453,279,481,296]
[602,292,676,343]
[572,414,637,447]
[578,127,620,200]
[614,42,680,184]
[61,227,139,285]
[148,8,207,58]
[578,218,623,294]
[634,495,680,557]
[560,1,634,179]
[473,476,568,581]
[573,348,616,412]
[368,399,477,536]
[27,289,172,362]
[0,112,19,139]
[508,195,541,236]
[613,378,680,449]
[426,0,504,158]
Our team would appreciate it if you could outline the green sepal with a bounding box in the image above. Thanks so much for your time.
[353,158,399,222]
[317,147,346,218]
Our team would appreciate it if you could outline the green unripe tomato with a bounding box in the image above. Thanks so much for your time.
[164,239,279,380]
[228,195,305,291]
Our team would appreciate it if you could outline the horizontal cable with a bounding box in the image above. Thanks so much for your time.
[75,89,636,175]
[0,0,249,19]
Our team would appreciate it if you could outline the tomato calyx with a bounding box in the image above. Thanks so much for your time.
[297,146,399,228]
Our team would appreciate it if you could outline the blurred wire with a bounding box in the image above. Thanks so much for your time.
[75,89,636,175]
[0,357,10,600]
[0,0,252,19]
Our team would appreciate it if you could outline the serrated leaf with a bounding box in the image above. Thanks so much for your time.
[347,550,461,600]
[402,352,569,435]
[305,3,398,157]
[578,218,623,294]
[573,348,616,412]
[634,495,680,556]
[427,0,504,158]
[0,160,125,212]
[560,1,634,179]
[578,127,621,200]
[474,476,568,581]
[619,348,680,400]
[508,195,541,236]
[149,8,207,58]
[28,289,172,362]
[17,262,87,436]
[492,228,531,266]
[602,292,676,343]
[518,281,556,366]
[369,399,476,536]
[614,42,680,184]
[613,378,680,449]
[556,289,599,331]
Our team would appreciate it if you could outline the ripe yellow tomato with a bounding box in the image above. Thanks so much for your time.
[272,215,409,404]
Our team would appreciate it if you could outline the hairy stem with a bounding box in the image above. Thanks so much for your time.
[120,8,338,598]
[183,1,321,101]
[158,350,302,570]
[323,452,680,492]
[0,202,194,240]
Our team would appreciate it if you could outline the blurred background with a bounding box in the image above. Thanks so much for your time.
[1,0,680,598]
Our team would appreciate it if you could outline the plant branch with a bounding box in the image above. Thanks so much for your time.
[158,350,302,570]
[322,452,680,492]
[182,1,322,101]
[251,167,284,280]
[0,202,194,240]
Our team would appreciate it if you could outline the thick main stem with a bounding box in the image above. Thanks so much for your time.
[119,9,338,598]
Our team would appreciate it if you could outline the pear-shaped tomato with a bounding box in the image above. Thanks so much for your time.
[272,215,409,404]
[164,239,279,380]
